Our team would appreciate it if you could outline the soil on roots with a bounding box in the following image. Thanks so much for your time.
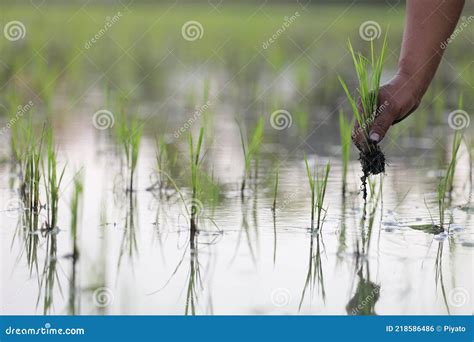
[359,144,385,200]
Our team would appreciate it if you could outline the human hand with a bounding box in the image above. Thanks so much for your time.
[352,72,422,152]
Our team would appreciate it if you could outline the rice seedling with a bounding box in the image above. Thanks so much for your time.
[155,136,169,192]
[116,112,143,192]
[238,116,264,196]
[304,155,331,231]
[68,171,83,315]
[38,128,65,314]
[153,135,177,191]
[447,95,464,195]
[429,94,465,230]
[43,128,66,230]
[338,35,388,199]
[437,131,462,230]
[271,167,279,213]
[339,109,353,195]
[189,127,205,230]
[21,127,44,274]
[6,96,37,171]
[198,170,221,219]
[10,119,44,274]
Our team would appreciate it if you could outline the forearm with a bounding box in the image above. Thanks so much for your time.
[397,0,465,100]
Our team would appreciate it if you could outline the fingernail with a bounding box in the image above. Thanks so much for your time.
[369,132,380,143]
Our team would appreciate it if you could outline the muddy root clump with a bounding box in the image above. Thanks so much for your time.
[359,144,386,200]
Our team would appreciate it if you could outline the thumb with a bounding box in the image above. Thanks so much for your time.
[368,106,394,144]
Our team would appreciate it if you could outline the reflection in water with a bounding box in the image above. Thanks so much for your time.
[68,174,83,315]
[357,176,383,257]
[231,197,258,265]
[346,176,382,315]
[38,229,59,315]
[346,262,380,315]
[1,89,472,316]
[185,226,201,315]
[13,143,44,276]
[299,232,326,310]
[147,199,219,315]
[434,242,450,314]
[118,191,139,271]
[92,194,111,315]
[337,195,348,262]
[272,210,277,266]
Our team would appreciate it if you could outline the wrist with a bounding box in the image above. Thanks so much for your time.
[393,68,425,104]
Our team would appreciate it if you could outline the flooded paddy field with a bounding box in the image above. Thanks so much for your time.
[0,2,472,315]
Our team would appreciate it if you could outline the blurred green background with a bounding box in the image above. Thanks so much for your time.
[0,0,472,138]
